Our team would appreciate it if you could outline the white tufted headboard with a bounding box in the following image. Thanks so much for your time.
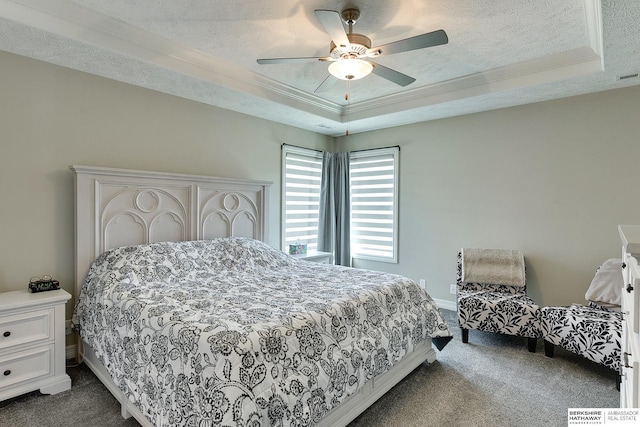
[71,165,271,297]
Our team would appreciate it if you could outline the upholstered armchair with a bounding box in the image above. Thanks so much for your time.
[456,248,542,352]
[541,259,623,379]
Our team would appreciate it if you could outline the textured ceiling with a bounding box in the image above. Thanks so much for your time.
[1,0,639,136]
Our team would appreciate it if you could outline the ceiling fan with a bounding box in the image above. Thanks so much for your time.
[257,8,448,93]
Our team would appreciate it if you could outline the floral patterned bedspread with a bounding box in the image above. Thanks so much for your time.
[72,238,451,426]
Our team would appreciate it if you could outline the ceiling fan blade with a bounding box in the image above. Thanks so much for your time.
[370,62,416,87]
[257,57,331,64]
[367,29,448,57]
[314,74,338,93]
[314,9,350,49]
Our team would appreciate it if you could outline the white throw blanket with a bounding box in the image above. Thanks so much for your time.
[462,248,526,287]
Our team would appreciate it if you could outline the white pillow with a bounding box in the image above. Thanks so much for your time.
[584,258,623,308]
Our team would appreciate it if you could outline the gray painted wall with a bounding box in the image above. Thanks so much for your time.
[0,51,330,320]
[2,49,640,317]
[338,86,640,307]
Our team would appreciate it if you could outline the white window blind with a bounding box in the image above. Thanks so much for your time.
[281,145,323,251]
[350,147,399,262]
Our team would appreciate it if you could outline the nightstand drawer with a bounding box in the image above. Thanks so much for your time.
[0,309,52,351]
[0,346,53,390]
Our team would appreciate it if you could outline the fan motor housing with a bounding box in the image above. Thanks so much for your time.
[330,33,371,59]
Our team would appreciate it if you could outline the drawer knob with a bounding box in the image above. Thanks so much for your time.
[2,331,9,338]
[622,262,627,269]
[623,352,633,369]
[3,370,10,376]
[627,284,635,293]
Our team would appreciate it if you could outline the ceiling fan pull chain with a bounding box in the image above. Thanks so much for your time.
[345,80,350,136]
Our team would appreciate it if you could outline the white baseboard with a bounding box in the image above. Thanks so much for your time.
[433,298,456,312]
[65,320,77,361]
[66,344,77,361]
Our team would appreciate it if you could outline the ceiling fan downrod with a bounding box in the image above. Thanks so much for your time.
[341,8,360,33]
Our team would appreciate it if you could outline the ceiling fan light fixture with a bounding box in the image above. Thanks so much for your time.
[328,58,373,80]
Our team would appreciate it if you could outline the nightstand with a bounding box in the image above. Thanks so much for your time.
[292,250,333,264]
[0,289,71,401]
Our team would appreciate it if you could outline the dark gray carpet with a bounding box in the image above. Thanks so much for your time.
[349,310,619,427]
[0,310,619,426]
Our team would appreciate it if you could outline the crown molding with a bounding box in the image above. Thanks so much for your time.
[1,0,603,127]
[0,0,342,120]
[347,46,603,121]
[346,0,604,122]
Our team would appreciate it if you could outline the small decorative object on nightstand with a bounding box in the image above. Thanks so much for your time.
[291,250,333,264]
[0,288,72,401]
[27,275,60,293]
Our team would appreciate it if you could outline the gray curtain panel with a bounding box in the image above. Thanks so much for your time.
[318,151,351,266]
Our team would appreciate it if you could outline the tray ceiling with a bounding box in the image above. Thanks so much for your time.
[1,0,639,136]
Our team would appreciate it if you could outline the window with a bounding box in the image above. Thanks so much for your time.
[281,145,398,263]
[281,145,323,251]
[350,147,399,262]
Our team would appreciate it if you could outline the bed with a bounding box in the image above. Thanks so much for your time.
[70,165,452,427]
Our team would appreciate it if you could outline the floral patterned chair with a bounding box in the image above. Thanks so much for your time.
[540,259,623,380]
[456,248,542,352]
